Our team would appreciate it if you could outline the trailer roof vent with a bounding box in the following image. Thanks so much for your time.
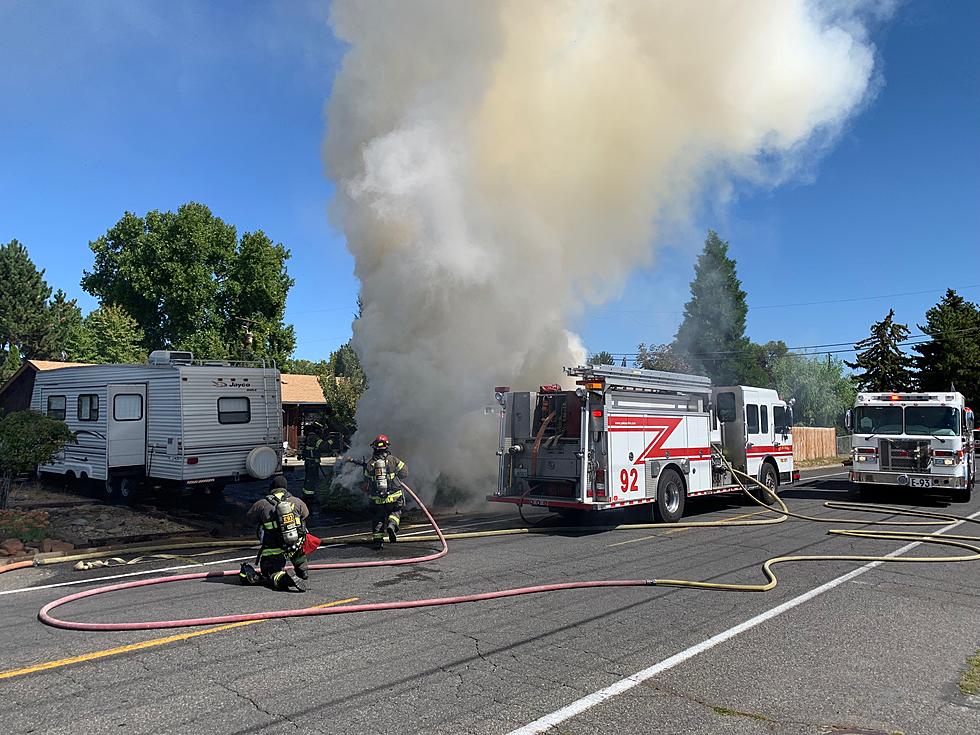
[148,350,194,366]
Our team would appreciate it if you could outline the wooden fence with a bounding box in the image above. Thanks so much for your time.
[792,427,840,461]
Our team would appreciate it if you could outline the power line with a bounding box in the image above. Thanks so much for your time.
[597,324,980,361]
[589,283,980,316]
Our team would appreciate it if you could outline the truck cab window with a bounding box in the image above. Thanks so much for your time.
[717,392,737,423]
[746,404,759,434]
[773,406,787,433]
[47,395,66,421]
[760,405,769,434]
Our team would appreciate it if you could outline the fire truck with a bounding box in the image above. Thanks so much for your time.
[847,391,975,502]
[489,364,798,523]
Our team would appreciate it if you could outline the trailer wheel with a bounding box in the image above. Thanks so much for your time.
[653,468,685,523]
[103,476,120,503]
[117,476,141,504]
[757,463,779,506]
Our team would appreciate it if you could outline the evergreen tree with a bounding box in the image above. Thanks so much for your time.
[0,240,54,374]
[912,289,980,406]
[80,304,146,364]
[674,231,750,384]
[588,351,615,366]
[846,309,915,391]
[45,290,90,361]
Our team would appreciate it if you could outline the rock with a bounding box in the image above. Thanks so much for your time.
[41,538,55,553]
[0,547,9,557]
[49,540,74,553]
[24,546,39,556]
[0,539,25,555]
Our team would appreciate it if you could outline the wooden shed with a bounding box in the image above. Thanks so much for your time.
[279,373,328,453]
[0,360,91,416]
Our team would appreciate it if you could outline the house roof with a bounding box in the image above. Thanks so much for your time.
[279,373,326,405]
[29,360,92,371]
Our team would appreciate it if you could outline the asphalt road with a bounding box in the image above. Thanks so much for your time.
[1,468,978,735]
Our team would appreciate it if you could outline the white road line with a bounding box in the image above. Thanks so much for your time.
[0,544,353,597]
[506,507,980,735]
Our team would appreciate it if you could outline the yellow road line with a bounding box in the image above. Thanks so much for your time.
[607,510,771,546]
[0,597,358,681]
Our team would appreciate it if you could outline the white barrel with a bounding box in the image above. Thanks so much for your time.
[246,446,278,480]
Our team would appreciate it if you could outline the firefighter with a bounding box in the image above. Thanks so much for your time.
[239,475,310,592]
[359,434,409,550]
[302,424,324,509]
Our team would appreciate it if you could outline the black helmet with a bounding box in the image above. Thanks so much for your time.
[270,475,288,491]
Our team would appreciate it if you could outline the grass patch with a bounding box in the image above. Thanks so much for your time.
[959,650,980,695]
[0,509,50,543]
[711,705,772,722]
[796,455,848,469]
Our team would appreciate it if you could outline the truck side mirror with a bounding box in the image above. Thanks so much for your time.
[844,409,852,431]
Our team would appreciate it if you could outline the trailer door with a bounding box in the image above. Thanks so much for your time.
[108,384,146,469]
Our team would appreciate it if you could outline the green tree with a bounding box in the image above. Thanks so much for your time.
[734,340,790,388]
[912,289,980,406]
[80,304,146,364]
[0,411,75,508]
[634,343,692,373]
[773,353,855,428]
[45,290,90,362]
[0,240,54,376]
[846,309,915,391]
[321,343,366,442]
[81,203,296,364]
[588,351,615,366]
[673,231,751,384]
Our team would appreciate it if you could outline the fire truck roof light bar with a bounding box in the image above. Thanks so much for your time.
[566,364,712,395]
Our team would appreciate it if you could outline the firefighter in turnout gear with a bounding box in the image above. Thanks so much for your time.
[239,476,310,591]
[361,435,408,550]
[302,425,324,508]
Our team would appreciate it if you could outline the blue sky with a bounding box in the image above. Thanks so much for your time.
[1,1,977,363]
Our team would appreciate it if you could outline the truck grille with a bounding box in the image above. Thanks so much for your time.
[879,439,930,473]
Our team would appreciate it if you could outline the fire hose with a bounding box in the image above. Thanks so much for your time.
[36,468,980,632]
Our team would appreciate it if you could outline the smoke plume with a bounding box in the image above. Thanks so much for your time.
[323,0,881,495]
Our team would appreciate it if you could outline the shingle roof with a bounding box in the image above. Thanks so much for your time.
[29,360,92,370]
[279,373,327,404]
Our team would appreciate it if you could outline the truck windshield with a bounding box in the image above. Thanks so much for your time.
[854,406,903,435]
[904,406,959,436]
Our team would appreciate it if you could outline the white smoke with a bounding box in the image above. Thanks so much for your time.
[323,0,882,496]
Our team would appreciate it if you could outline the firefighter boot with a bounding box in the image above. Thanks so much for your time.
[238,563,261,586]
[372,535,384,551]
[287,571,307,592]
[387,518,398,544]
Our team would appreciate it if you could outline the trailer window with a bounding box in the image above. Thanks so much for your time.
[760,405,769,434]
[46,395,66,420]
[717,392,737,423]
[746,404,759,434]
[218,397,251,424]
[77,394,99,422]
[113,394,143,421]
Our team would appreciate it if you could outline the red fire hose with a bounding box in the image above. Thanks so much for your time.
[38,484,652,631]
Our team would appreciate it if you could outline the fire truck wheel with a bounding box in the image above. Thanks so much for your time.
[758,464,779,506]
[653,468,685,524]
[951,485,971,503]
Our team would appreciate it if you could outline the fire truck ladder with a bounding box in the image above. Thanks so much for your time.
[565,364,712,396]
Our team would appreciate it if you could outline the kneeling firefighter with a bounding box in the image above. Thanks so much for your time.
[361,435,409,550]
[239,476,320,591]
